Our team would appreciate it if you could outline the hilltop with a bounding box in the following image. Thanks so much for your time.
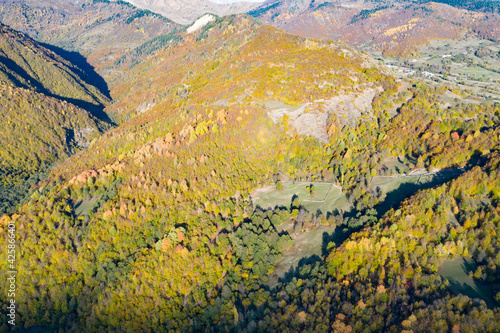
[104,14,383,120]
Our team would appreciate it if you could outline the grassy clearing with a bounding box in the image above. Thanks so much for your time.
[372,168,463,193]
[371,168,464,215]
[259,169,466,288]
[439,257,498,308]
[371,176,418,193]
[252,182,329,209]
[75,196,99,217]
[303,187,351,214]
[267,225,339,285]
[381,157,411,175]
[253,182,352,287]
[381,36,500,102]
[446,209,460,226]
[252,182,351,214]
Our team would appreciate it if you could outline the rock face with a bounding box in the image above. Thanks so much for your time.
[267,88,380,143]
[121,0,263,24]
[187,14,217,33]
[74,127,96,148]
[267,102,330,143]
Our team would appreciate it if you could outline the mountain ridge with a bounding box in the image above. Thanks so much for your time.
[0,23,110,110]
[0,0,180,85]
[119,0,263,24]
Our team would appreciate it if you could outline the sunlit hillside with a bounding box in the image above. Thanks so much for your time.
[251,0,500,56]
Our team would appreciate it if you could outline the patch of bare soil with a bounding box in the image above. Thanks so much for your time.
[249,184,275,203]
[267,88,379,143]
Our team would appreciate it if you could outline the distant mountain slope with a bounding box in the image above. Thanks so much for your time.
[0,24,110,213]
[104,14,382,121]
[251,0,500,56]
[425,0,500,13]
[118,0,262,24]
[0,0,180,84]
[0,23,109,113]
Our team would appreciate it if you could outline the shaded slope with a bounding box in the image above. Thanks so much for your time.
[0,85,105,213]
[0,24,111,213]
[0,0,180,88]
[0,85,105,183]
[0,23,110,119]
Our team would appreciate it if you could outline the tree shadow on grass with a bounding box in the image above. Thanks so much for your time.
[442,258,499,309]
[276,228,352,287]
[280,254,323,285]
[321,229,351,257]
[375,169,465,217]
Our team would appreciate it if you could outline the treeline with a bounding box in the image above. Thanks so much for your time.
[125,8,164,24]
[247,2,281,18]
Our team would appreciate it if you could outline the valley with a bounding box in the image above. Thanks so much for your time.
[0,0,499,332]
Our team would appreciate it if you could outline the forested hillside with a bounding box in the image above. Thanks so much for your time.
[0,0,180,88]
[0,23,111,214]
[426,0,500,13]
[0,12,499,332]
[250,0,500,56]
[0,23,109,111]
[105,15,383,121]
[0,85,106,213]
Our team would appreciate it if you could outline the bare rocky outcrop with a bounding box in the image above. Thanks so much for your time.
[187,14,216,34]
[267,88,380,143]
[74,127,96,148]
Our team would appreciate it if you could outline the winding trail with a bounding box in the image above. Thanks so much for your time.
[375,167,465,183]
[298,167,465,205]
